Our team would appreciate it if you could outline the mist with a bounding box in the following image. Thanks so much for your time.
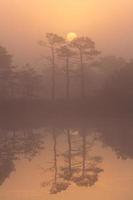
[0,0,133,65]
[0,1,133,200]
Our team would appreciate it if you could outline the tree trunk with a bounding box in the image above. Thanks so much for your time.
[51,47,56,101]
[66,57,70,100]
[82,132,86,178]
[53,129,57,184]
[80,50,85,99]
[67,129,72,176]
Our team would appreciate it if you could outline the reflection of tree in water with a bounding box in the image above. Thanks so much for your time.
[41,128,70,194]
[97,118,133,160]
[60,129,103,188]
[21,129,44,160]
[0,131,16,185]
[1,117,133,194]
[0,158,15,186]
[50,129,70,194]
[73,129,103,187]
[60,129,80,181]
[60,129,74,181]
[0,129,45,185]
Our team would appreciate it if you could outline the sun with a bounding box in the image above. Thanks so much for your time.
[66,32,77,42]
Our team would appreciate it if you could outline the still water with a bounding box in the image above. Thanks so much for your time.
[0,117,133,200]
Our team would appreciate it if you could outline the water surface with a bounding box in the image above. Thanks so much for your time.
[0,117,133,200]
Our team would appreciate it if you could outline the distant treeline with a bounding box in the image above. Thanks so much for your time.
[0,33,133,108]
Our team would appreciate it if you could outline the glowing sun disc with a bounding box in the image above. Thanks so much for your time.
[67,32,77,42]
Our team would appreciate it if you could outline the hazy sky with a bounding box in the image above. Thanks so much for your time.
[0,0,133,65]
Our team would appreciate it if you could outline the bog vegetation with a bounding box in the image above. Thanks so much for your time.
[0,33,133,113]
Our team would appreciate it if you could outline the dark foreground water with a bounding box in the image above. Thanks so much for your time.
[0,116,133,200]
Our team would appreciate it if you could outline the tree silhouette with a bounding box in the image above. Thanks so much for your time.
[71,37,100,98]
[0,46,12,69]
[14,64,43,99]
[0,46,13,98]
[39,33,65,101]
[57,45,76,100]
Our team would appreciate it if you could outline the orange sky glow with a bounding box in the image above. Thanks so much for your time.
[0,0,133,64]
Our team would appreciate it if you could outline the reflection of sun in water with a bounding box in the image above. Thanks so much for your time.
[67,32,77,42]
